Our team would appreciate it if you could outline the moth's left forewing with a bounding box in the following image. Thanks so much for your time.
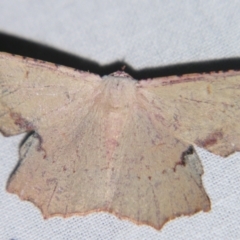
[139,72,240,157]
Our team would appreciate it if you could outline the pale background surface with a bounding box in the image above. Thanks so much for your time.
[0,1,240,239]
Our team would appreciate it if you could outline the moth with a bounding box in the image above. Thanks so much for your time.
[0,52,239,230]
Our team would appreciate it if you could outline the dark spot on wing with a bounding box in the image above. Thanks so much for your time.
[25,70,29,79]
[180,145,194,166]
[196,131,223,148]
[10,112,34,131]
